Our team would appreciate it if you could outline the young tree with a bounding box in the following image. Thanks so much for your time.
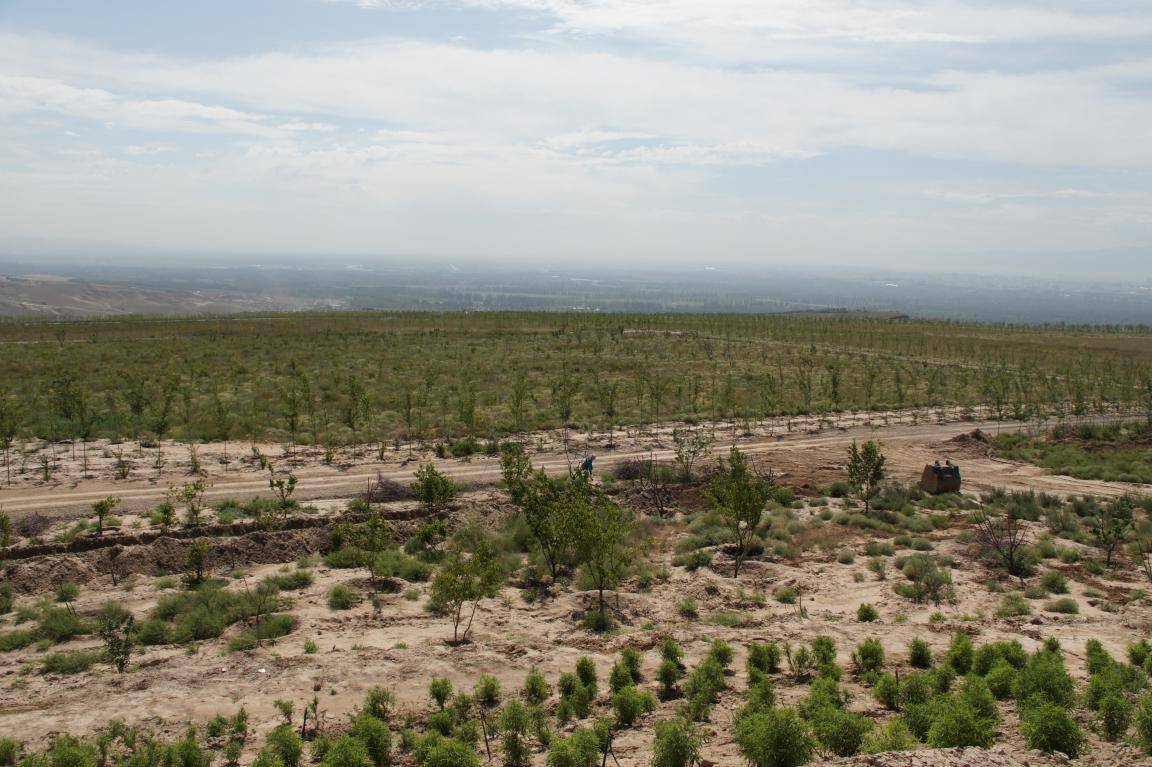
[149,378,178,472]
[99,612,135,673]
[341,375,370,451]
[430,539,504,644]
[92,496,121,537]
[211,382,232,469]
[508,371,530,433]
[847,440,886,514]
[567,486,635,621]
[1094,497,1135,568]
[412,464,457,511]
[0,393,22,485]
[672,428,711,481]
[501,446,568,579]
[708,447,773,578]
[972,506,1031,582]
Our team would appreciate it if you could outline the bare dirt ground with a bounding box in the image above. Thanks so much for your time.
[1,409,1149,766]
[0,407,1138,521]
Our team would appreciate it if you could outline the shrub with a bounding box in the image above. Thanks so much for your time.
[676,598,699,619]
[856,604,878,622]
[926,700,995,748]
[1044,598,1078,614]
[0,630,36,652]
[523,669,550,705]
[475,675,501,708]
[708,640,733,669]
[430,678,453,709]
[411,465,457,511]
[41,651,100,675]
[746,678,776,713]
[265,570,315,591]
[810,707,872,757]
[133,617,172,645]
[37,608,90,643]
[0,739,18,767]
[371,550,432,583]
[1100,694,1132,742]
[671,551,712,572]
[945,633,973,675]
[873,674,900,710]
[1020,700,1084,757]
[321,735,373,767]
[421,739,480,767]
[852,639,884,674]
[960,676,998,723]
[363,687,396,722]
[985,663,1018,700]
[862,719,916,755]
[1014,652,1076,709]
[267,726,304,767]
[575,657,598,695]
[734,708,815,767]
[908,638,932,668]
[328,585,358,611]
[774,586,797,605]
[995,593,1031,618]
[651,718,702,767]
[620,647,643,682]
[1039,570,1068,594]
[748,642,781,677]
[349,713,392,767]
[658,659,682,699]
[545,730,598,767]
[612,686,655,727]
[1129,639,1152,668]
[810,636,836,666]
[972,641,1028,676]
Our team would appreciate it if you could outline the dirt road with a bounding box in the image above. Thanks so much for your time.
[0,416,1136,518]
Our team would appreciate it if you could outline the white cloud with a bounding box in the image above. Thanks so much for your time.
[0,1,1149,263]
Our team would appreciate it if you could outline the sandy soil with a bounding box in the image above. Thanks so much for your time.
[0,411,1148,766]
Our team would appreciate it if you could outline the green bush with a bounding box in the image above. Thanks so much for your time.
[985,663,1018,700]
[611,686,655,727]
[651,718,703,767]
[908,638,932,669]
[267,726,304,767]
[349,713,392,767]
[475,675,501,708]
[133,617,172,645]
[620,647,643,682]
[1044,598,1078,614]
[37,607,90,643]
[851,639,884,674]
[1135,694,1152,754]
[1039,570,1068,594]
[328,585,358,611]
[944,633,973,675]
[1015,651,1076,709]
[523,669,550,706]
[1020,700,1084,757]
[41,651,100,674]
[363,687,396,722]
[734,708,815,767]
[748,642,781,676]
[972,640,1028,676]
[321,735,373,767]
[873,674,900,711]
[862,719,916,755]
[856,604,878,622]
[708,640,733,669]
[810,636,836,666]
[810,706,872,757]
[1100,694,1132,742]
[925,700,995,748]
[959,676,998,723]
[0,630,35,652]
[995,593,1031,618]
[265,570,314,591]
[774,587,797,605]
[545,729,598,767]
[371,550,432,583]
[0,738,19,767]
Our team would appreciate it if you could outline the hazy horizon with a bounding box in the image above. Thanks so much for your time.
[1,1,1151,276]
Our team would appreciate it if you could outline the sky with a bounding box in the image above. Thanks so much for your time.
[1,0,1151,274]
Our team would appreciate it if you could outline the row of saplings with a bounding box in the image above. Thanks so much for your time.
[7,631,1152,767]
